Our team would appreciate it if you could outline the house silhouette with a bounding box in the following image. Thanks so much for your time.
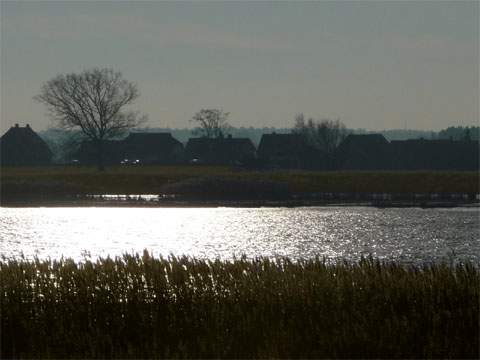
[123,133,184,164]
[390,138,479,170]
[335,134,479,170]
[6,125,476,171]
[257,133,320,169]
[0,124,52,166]
[335,134,391,170]
[185,135,255,165]
[75,132,184,165]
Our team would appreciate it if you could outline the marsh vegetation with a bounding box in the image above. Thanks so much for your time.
[1,253,478,358]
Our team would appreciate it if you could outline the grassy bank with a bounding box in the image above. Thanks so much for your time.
[1,165,479,201]
[1,253,478,358]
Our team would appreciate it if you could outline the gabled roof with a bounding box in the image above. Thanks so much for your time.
[185,136,256,163]
[123,132,184,163]
[1,124,52,153]
[124,132,182,150]
[74,132,184,164]
[336,134,389,155]
[186,137,254,149]
[258,133,305,147]
[388,138,479,170]
[390,138,480,146]
[257,133,310,156]
[340,134,389,148]
[0,124,52,165]
[335,134,390,170]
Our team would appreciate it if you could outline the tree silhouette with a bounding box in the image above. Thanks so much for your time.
[35,68,146,170]
[293,113,347,155]
[191,109,230,138]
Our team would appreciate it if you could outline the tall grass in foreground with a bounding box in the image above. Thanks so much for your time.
[1,253,478,359]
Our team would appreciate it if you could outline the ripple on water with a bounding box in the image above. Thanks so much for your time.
[0,206,478,265]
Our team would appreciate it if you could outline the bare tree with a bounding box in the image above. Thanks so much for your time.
[191,109,230,138]
[293,113,347,155]
[34,68,146,170]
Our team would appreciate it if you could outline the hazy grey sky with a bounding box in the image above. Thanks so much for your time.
[1,1,478,133]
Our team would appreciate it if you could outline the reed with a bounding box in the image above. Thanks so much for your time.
[1,253,478,358]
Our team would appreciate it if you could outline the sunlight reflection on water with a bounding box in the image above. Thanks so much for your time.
[0,206,479,264]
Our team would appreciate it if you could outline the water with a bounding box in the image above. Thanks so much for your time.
[1,206,478,264]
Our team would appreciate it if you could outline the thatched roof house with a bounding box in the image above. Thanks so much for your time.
[123,132,184,164]
[75,132,184,165]
[257,133,319,169]
[390,139,479,170]
[0,124,52,166]
[185,135,255,165]
[335,134,390,170]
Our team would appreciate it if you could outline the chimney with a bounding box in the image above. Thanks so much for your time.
[14,123,19,128]
[26,124,30,128]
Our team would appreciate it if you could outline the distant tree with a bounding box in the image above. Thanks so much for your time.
[34,68,146,170]
[437,126,480,141]
[191,109,230,138]
[292,113,348,154]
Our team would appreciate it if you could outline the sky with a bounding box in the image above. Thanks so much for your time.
[1,0,478,133]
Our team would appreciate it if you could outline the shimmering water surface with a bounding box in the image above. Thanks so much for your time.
[1,206,478,264]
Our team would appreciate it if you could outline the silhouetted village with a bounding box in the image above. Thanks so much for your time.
[1,124,479,170]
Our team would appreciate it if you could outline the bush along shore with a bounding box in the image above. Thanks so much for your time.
[1,253,478,359]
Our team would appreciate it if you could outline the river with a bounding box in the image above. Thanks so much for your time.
[1,206,478,264]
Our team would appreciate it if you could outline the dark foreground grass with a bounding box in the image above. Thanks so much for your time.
[1,253,478,359]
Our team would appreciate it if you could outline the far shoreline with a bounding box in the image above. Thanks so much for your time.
[2,198,479,209]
